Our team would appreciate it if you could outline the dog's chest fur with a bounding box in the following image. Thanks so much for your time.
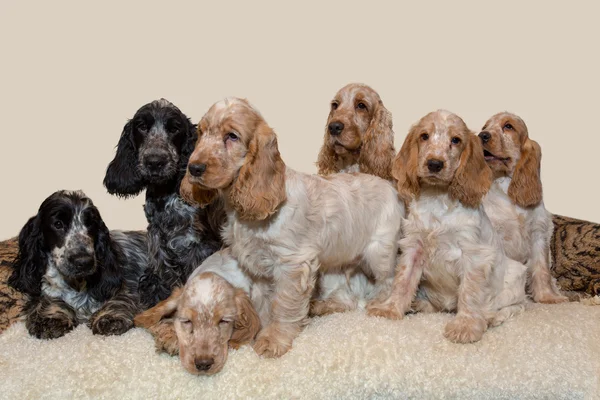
[42,263,102,320]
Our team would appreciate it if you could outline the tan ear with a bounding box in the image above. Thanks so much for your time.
[358,101,395,180]
[179,170,218,207]
[229,122,287,221]
[316,129,339,176]
[508,138,543,208]
[392,127,421,206]
[134,286,183,328]
[229,289,261,349]
[449,134,492,208]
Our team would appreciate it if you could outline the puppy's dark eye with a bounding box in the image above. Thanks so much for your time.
[167,121,181,134]
[356,102,367,110]
[137,123,148,133]
[421,133,429,141]
[331,102,338,111]
[451,137,461,145]
[226,132,239,142]
[53,220,64,230]
[503,123,514,131]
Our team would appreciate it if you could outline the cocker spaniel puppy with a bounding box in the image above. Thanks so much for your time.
[317,83,395,180]
[311,83,398,317]
[134,249,262,376]
[181,97,404,358]
[104,99,224,308]
[8,190,148,339]
[367,110,528,344]
[479,113,567,303]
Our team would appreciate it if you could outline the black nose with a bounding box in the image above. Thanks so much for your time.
[188,163,207,177]
[479,131,491,143]
[328,122,344,136]
[145,154,167,172]
[427,159,444,173]
[68,253,95,269]
[195,358,214,372]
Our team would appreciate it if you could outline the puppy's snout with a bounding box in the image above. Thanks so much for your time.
[145,153,168,172]
[188,163,207,177]
[427,159,444,173]
[479,131,491,143]
[328,121,344,136]
[194,358,214,372]
[68,251,95,270]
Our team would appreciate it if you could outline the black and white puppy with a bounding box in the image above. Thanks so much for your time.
[103,99,224,308]
[8,190,148,339]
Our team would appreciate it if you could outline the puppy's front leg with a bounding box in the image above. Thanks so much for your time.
[25,296,78,339]
[89,290,138,336]
[444,260,489,344]
[366,245,424,320]
[253,260,318,358]
[529,230,568,304]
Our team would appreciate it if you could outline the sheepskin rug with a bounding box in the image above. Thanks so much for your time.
[1,302,599,399]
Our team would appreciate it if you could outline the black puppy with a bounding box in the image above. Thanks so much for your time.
[104,99,224,308]
[9,190,148,339]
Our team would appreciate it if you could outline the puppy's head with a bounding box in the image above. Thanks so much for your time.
[392,110,492,208]
[104,99,196,197]
[183,98,286,221]
[9,191,120,297]
[134,272,260,376]
[479,112,542,207]
[317,83,395,179]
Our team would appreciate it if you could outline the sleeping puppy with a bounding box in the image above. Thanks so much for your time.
[134,249,262,376]
[8,190,148,339]
[479,113,567,303]
[367,110,528,343]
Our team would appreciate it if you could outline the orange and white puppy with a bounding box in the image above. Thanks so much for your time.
[368,110,528,344]
[479,113,567,303]
[134,249,261,376]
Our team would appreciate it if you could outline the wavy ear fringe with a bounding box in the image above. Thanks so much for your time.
[508,139,543,208]
[104,120,145,197]
[359,102,395,180]
[392,127,421,207]
[9,214,47,295]
[229,122,287,221]
[449,134,492,208]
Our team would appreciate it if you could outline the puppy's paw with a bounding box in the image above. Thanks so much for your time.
[366,300,405,320]
[150,320,179,356]
[91,313,133,336]
[309,299,354,317]
[253,328,292,358]
[28,317,75,340]
[534,292,569,304]
[444,315,486,344]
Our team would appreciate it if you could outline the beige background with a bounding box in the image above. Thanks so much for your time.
[1,1,598,240]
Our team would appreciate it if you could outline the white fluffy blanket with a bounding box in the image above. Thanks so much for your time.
[1,302,599,399]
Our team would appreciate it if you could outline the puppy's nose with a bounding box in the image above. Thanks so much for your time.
[188,163,207,177]
[427,159,444,173]
[479,131,491,143]
[328,122,344,136]
[68,253,95,269]
[145,154,167,172]
[194,358,214,372]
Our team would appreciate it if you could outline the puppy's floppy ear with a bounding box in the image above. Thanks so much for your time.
[179,170,218,207]
[134,286,183,328]
[176,121,199,181]
[449,134,492,208]
[9,214,47,295]
[229,289,261,349]
[359,101,395,180]
[508,138,543,208]
[87,214,123,301]
[392,127,421,206]
[229,122,287,221]
[104,120,145,197]
[317,117,339,176]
